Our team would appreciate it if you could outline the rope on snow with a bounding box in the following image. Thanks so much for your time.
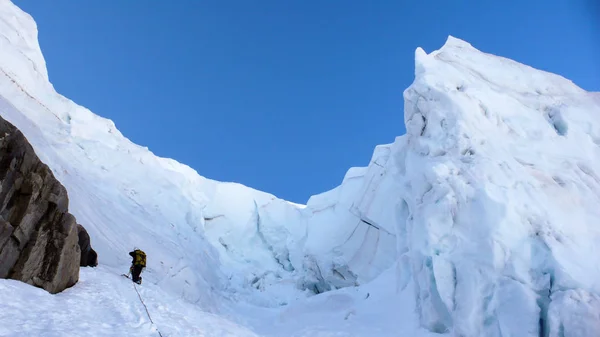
[133,283,164,337]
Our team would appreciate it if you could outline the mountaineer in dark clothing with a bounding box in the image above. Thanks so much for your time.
[128,248,146,285]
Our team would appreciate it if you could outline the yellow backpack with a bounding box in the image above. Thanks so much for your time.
[134,249,146,267]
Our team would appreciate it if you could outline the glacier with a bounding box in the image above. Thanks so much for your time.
[1,1,600,336]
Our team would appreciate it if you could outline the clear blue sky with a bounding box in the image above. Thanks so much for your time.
[13,0,600,203]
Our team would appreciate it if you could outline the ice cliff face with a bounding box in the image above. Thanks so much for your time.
[1,1,600,335]
[385,38,600,336]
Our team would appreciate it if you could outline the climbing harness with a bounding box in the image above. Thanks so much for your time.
[132,283,164,337]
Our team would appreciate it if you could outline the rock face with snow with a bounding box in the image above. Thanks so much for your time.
[0,116,81,294]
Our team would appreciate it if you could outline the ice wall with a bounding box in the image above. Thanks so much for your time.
[393,37,600,336]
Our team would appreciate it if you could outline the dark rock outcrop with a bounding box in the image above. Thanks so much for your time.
[0,116,89,294]
[77,224,97,267]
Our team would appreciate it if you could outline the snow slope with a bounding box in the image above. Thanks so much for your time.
[0,0,399,311]
[1,1,600,336]
[0,267,260,337]
[0,1,406,334]
[0,0,304,309]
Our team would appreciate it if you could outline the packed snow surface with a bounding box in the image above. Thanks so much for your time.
[1,1,599,336]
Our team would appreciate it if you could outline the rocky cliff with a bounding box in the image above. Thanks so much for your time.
[0,115,95,294]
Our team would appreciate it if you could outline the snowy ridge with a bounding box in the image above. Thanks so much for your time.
[1,1,600,336]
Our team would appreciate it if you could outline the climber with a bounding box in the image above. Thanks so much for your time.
[128,248,146,285]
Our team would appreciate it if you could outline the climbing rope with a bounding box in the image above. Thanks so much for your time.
[133,283,164,337]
